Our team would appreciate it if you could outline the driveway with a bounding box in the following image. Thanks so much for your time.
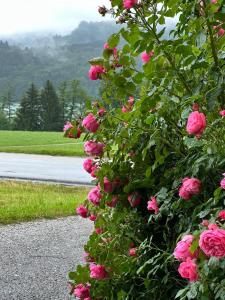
[0,217,93,300]
[0,153,92,185]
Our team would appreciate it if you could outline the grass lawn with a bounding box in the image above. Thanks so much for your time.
[0,130,84,156]
[0,181,89,225]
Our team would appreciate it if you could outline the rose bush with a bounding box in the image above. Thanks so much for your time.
[65,0,225,299]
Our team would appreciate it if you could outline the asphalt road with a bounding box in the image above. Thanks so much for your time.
[0,217,93,300]
[0,153,92,185]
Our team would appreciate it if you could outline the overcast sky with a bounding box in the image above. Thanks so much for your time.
[0,0,110,35]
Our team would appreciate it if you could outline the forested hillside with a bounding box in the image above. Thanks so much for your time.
[0,21,119,101]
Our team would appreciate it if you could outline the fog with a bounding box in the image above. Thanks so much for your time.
[0,0,110,35]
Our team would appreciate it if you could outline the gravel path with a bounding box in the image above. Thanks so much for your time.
[0,217,93,300]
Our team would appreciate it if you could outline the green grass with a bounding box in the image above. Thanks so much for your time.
[0,181,89,224]
[0,131,84,156]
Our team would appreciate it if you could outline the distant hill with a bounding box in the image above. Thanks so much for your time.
[0,21,121,102]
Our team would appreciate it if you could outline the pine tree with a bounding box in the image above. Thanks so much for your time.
[13,83,40,131]
[40,80,63,131]
[67,79,87,120]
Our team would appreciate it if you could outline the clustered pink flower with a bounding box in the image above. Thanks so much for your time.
[179,177,201,200]
[219,210,225,220]
[89,65,105,80]
[129,247,137,257]
[218,28,225,37]
[141,50,154,63]
[82,113,100,133]
[88,186,102,206]
[63,121,73,132]
[128,192,141,207]
[123,0,138,9]
[98,108,106,117]
[208,223,218,230]
[83,158,94,173]
[201,219,209,227]
[178,258,198,282]
[220,110,225,117]
[76,205,88,218]
[199,229,225,258]
[103,177,114,193]
[90,264,108,280]
[147,196,159,214]
[186,111,206,138]
[74,283,90,299]
[84,141,105,156]
[89,214,97,222]
[173,235,197,261]
[95,227,104,234]
[220,173,225,189]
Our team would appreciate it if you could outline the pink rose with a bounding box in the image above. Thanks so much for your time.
[219,110,225,117]
[76,205,88,218]
[63,121,73,132]
[179,177,201,200]
[106,196,118,208]
[211,0,217,3]
[82,113,100,133]
[90,165,99,178]
[98,108,106,117]
[220,175,225,189]
[123,0,138,9]
[95,227,103,234]
[192,103,199,111]
[84,141,105,156]
[201,220,209,227]
[83,158,93,173]
[89,214,97,222]
[141,51,154,63]
[128,192,141,207]
[129,247,137,257]
[173,235,198,261]
[103,177,114,193]
[199,229,225,257]
[147,196,159,214]
[90,264,108,280]
[88,65,105,80]
[218,28,225,36]
[219,210,225,220]
[178,258,198,282]
[74,283,90,299]
[208,223,218,230]
[186,111,206,138]
[88,186,102,206]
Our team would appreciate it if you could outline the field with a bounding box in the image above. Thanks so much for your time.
[0,181,89,224]
[0,130,84,156]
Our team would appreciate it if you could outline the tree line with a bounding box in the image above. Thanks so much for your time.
[0,79,88,131]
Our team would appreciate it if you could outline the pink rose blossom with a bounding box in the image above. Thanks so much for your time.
[129,247,137,257]
[83,158,93,174]
[63,121,73,132]
[220,110,225,116]
[90,264,108,280]
[74,283,90,299]
[147,196,159,214]
[218,28,225,36]
[208,223,218,230]
[106,196,118,208]
[84,141,105,156]
[219,210,225,220]
[123,0,138,9]
[178,258,198,282]
[98,108,106,117]
[179,177,201,200]
[128,96,135,107]
[192,103,199,111]
[141,51,154,63]
[199,229,225,257]
[88,186,102,206]
[220,175,225,189]
[76,205,88,218]
[82,113,100,133]
[89,214,97,222]
[128,192,141,207]
[173,235,198,261]
[103,177,114,193]
[90,165,99,178]
[186,111,206,138]
[95,227,103,234]
[201,220,209,227]
[211,0,217,3]
[88,65,105,80]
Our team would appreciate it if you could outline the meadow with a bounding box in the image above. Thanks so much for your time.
[0,181,89,224]
[0,130,84,156]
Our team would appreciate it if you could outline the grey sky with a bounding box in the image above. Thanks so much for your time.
[0,0,110,35]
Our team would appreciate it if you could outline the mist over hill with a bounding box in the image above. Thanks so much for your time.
[0,21,120,102]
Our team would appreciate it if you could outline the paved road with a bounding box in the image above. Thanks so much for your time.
[0,153,92,185]
[0,217,93,300]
